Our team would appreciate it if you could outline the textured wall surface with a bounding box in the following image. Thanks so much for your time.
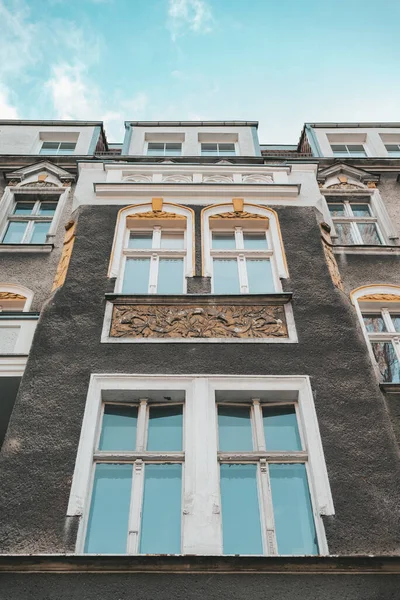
[0,205,399,555]
[378,173,400,239]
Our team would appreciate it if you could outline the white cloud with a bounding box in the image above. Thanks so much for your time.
[168,0,213,41]
[0,88,18,118]
[0,0,38,78]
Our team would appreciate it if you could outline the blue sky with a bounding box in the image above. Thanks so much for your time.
[1,0,400,142]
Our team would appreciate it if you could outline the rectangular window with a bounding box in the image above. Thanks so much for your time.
[362,309,400,382]
[201,143,236,156]
[211,228,276,293]
[121,228,186,294]
[330,143,366,157]
[385,144,400,157]
[147,142,182,156]
[84,399,184,554]
[217,399,318,555]
[328,199,384,246]
[40,141,76,155]
[1,199,58,245]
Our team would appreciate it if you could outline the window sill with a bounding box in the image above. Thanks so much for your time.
[105,292,293,305]
[379,382,400,394]
[332,245,400,255]
[0,244,54,253]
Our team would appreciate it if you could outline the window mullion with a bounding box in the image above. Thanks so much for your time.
[127,459,144,554]
[252,399,266,451]
[22,221,33,243]
[149,254,159,294]
[382,308,395,333]
[153,227,161,248]
[238,255,248,293]
[235,227,244,250]
[259,459,278,555]
[351,222,363,245]
[136,399,148,452]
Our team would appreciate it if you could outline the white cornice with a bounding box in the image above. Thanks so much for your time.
[102,163,292,174]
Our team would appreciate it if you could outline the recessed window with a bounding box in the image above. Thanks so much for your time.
[362,310,400,383]
[330,144,366,157]
[211,228,275,294]
[385,144,400,157]
[147,142,182,156]
[201,143,236,156]
[327,199,383,245]
[1,199,57,244]
[40,141,76,155]
[121,228,186,294]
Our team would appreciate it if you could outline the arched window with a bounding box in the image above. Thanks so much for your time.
[0,284,35,357]
[108,199,194,294]
[351,285,400,383]
[0,284,33,312]
[202,200,288,294]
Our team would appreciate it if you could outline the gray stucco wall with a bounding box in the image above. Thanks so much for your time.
[0,573,400,600]
[378,173,400,239]
[0,205,399,556]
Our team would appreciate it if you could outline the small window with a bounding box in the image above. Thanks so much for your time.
[327,199,384,245]
[1,199,58,245]
[40,141,76,155]
[84,400,184,554]
[330,144,366,157]
[147,142,182,156]
[121,228,186,294]
[361,309,400,383]
[385,144,400,157]
[201,143,236,156]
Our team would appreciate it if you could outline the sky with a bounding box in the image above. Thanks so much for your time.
[1,0,400,143]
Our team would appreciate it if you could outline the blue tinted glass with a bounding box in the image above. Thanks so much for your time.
[246,259,275,293]
[31,222,50,243]
[213,259,240,294]
[160,233,184,249]
[212,233,236,249]
[85,463,132,554]
[147,405,183,451]
[3,221,27,243]
[372,342,400,383]
[38,202,57,216]
[357,223,382,245]
[263,405,302,451]
[99,404,138,451]
[220,464,263,555]
[269,464,318,555]
[128,233,153,248]
[391,315,400,333]
[328,203,345,216]
[122,258,150,294]
[363,314,386,333]
[218,405,253,451]
[351,204,371,217]
[14,202,34,215]
[157,258,183,294]
[140,464,182,554]
[243,233,268,249]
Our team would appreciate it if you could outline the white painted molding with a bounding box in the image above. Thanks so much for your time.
[0,283,34,311]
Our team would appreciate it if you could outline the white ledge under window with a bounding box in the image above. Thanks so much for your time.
[0,243,54,253]
[332,244,400,255]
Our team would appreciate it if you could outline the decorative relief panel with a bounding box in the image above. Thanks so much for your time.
[359,294,400,302]
[52,220,76,291]
[110,303,288,340]
[242,174,273,184]
[163,174,193,183]
[203,175,234,183]
[210,211,269,220]
[123,175,152,183]
[0,292,26,301]
[130,211,185,220]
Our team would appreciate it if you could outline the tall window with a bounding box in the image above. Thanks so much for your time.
[69,376,332,556]
[1,198,58,244]
[211,228,276,294]
[85,399,184,554]
[218,399,317,555]
[201,143,236,156]
[362,310,400,383]
[328,199,384,245]
[147,142,182,156]
[120,227,186,294]
[330,144,366,157]
[40,141,76,155]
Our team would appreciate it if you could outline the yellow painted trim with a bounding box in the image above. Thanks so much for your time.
[152,197,163,212]
[232,198,244,212]
[350,284,400,305]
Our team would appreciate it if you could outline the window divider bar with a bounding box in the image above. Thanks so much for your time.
[252,399,266,452]
[93,451,185,462]
[136,399,148,452]
[259,459,278,555]
[218,451,308,462]
[127,459,144,554]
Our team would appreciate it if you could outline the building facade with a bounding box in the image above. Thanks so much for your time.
[0,120,400,598]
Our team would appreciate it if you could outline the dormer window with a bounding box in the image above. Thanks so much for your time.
[201,143,236,157]
[385,144,400,157]
[40,141,76,155]
[147,142,182,156]
[330,144,366,157]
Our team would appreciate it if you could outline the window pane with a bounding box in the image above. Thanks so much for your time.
[147,143,164,155]
[243,232,268,249]
[263,405,302,451]
[38,202,57,216]
[40,142,59,154]
[269,464,318,555]
[160,232,185,249]
[357,223,382,245]
[212,232,236,249]
[13,202,34,215]
[3,221,27,243]
[213,259,240,294]
[334,223,355,245]
[218,405,253,451]
[140,464,182,554]
[99,404,138,451]
[351,203,371,217]
[328,203,345,217]
[371,342,400,383]
[30,222,50,243]
[128,232,153,249]
[386,145,400,156]
[218,143,236,155]
[246,259,275,293]
[147,405,183,451]
[84,463,132,554]
[201,143,218,156]
[348,145,366,156]
[157,258,184,294]
[220,464,263,555]
[122,258,150,294]
[362,314,386,333]
[330,144,347,152]
[165,143,182,156]
[391,314,400,333]
[59,142,76,150]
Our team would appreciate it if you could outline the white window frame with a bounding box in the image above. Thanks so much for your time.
[39,141,76,155]
[146,141,182,156]
[384,143,400,157]
[330,143,367,157]
[327,199,385,245]
[118,226,187,294]
[0,284,36,368]
[210,227,278,294]
[0,197,58,245]
[200,142,237,157]
[67,374,333,556]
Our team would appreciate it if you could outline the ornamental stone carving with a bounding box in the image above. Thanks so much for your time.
[325,182,362,190]
[242,174,273,184]
[131,211,185,220]
[0,292,26,301]
[21,180,59,188]
[163,174,193,183]
[110,304,287,339]
[359,294,400,302]
[52,220,76,291]
[210,211,269,220]
[203,175,234,183]
[122,175,152,183]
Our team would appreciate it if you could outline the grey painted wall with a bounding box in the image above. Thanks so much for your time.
[378,173,400,240]
[0,205,399,555]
